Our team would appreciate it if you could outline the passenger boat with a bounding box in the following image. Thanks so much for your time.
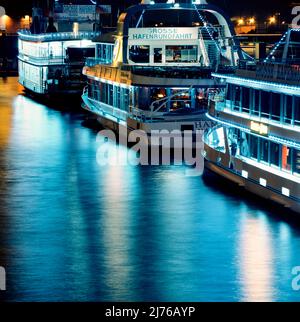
[18,0,100,96]
[204,28,300,212]
[82,0,245,137]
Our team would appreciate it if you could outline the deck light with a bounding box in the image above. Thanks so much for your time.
[282,187,290,197]
[260,178,267,187]
[242,170,248,179]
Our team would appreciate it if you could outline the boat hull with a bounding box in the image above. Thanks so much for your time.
[82,94,211,148]
[204,144,300,214]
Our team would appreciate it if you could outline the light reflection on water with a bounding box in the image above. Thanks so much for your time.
[0,77,300,302]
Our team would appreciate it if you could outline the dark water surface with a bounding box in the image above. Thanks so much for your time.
[0,77,300,302]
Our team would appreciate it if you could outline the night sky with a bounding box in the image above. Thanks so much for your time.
[0,0,293,18]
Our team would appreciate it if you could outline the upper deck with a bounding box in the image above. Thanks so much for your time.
[85,1,243,72]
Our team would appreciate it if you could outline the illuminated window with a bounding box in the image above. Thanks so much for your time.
[227,128,239,156]
[282,145,292,172]
[170,89,192,110]
[239,132,250,158]
[207,127,226,152]
[195,88,208,110]
[165,45,198,63]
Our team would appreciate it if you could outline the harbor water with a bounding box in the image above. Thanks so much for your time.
[0,77,300,302]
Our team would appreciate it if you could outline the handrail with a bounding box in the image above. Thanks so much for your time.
[198,28,210,67]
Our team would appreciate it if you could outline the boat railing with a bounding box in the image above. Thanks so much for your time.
[131,107,148,122]
[237,61,300,85]
[149,86,193,121]
[18,30,101,42]
[122,64,236,79]
[18,54,65,65]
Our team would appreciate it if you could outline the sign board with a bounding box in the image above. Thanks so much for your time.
[54,4,96,21]
[128,27,199,41]
[250,121,269,136]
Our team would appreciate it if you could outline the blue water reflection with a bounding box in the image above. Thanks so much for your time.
[1,78,300,302]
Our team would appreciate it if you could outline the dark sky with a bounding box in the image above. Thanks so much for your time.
[0,0,293,18]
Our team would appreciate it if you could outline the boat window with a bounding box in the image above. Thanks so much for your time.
[284,95,293,124]
[233,86,241,111]
[226,84,234,107]
[170,89,192,110]
[151,88,167,100]
[294,97,300,127]
[207,127,226,152]
[195,89,208,111]
[121,88,130,111]
[49,42,63,58]
[100,82,107,103]
[287,43,300,64]
[261,91,271,119]
[270,141,280,168]
[137,87,151,110]
[115,86,121,109]
[282,145,292,172]
[293,149,300,176]
[260,138,269,164]
[252,89,260,116]
[165,45,197,63]
[129,45,150,63]
[249,135,258,160]
[227,128,239,156]
[96,43,114,63]
[241,87,250,113]
[154,48,162,63]
[148,88,168,112]
[239,132,250,158]
[271,92,281,122]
